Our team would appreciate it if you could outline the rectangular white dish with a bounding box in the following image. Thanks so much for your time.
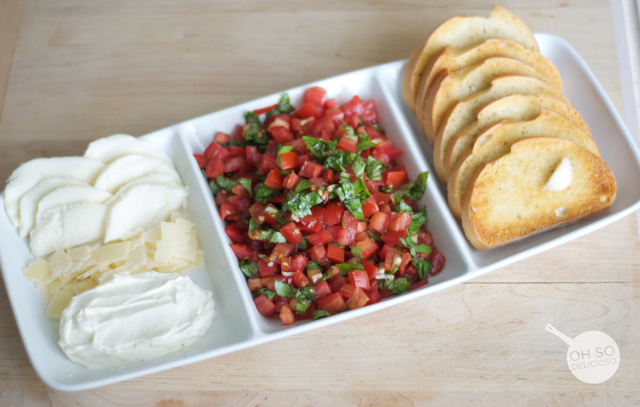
[1,33,639,391]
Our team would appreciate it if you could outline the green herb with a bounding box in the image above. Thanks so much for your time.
[255,183,276,204]
[274,280,298,299]
[358,132,370,141]
[249,219,287,243]
[408,207,428,236]
[293,179,314,193]
[369,232,383,241]
[364,156,386,181]
[378,277,410,294]
[256,288,276,300]
[274,281,318,314]
[312,310,332,320]
[334,262,363,277]
[334,178,370,221]
[239,260,259,278]
[325,150,365,178]
[356,140,376,153]
[411,258,433,280]
[393,200,413,214]
[266,93,295,117]
[306,261,321,271]
[224,140,245,148]
[303,136,338,161]
[209,180,222,195]
[339,172,352,184]
[245,111,262,126]
[237,178,254,198]
[283,190,323,219]
[370,124,384,133]
[298,237,309,250]
[351,246,364,262]
[201,169,207,178]
[399,236,431,257]
[393,171,428,202]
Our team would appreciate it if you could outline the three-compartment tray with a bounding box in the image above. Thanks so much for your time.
[1,33,640,391]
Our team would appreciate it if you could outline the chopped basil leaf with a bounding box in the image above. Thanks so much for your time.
[378,277,410,294]
[293,179,314,193]
[370,124,384,133]
[306,261,321,271]
[342,122,355,137]
[393,171,429,202]
[256,287,276,300]
[238,178,254,198]
[365,156,386,181]
[358,132,370,141]
[239,260,259,278]
[411,258,433,280]
[215,175,237,193]
[249,219,287,243]
[334,178,370,221]
[356,140,376,153]
[255,183,276,204]
[266,93,295,117]
[334,262,363,277]
[274,280,297,299]
[283,190,324,219]
[201,169,207,178]
[351,246,364,262]
[399,236,431,257]
[245,111,262,126]
[369,232,383,241]
[312,310,332,320]
[209,180,222,195]
[408,207,428,236]
[295,287,318,314]
[224,140,245,147]
[303,136,338,161]
[298,237,309,250]
[393,200,413,214]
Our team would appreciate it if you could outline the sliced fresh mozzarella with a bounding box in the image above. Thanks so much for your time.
[4,157,105,228]
[104,184,188,242]
[105,173,180,205]
[36,186,112,225]
[30,202,108,258]
[93,155,182,194]
[18,178,88,238]
[84,134,174,167]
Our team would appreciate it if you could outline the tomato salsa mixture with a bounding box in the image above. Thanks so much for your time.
[194,87,445,325]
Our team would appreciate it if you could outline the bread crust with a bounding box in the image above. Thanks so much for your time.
[401,6,538,112]
[461,138,616,250]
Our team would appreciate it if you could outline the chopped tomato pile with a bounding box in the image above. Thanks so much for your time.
[195,87,445,325]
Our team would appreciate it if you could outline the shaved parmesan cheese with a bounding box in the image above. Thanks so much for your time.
[44,289,74,320]
[50,250,73,278]
[126,245,147,268]
[154,241,176,264]
[67,245,91,261]
[23,259,50,282]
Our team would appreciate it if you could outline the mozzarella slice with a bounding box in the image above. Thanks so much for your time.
[93,155,182,194]
[18,178,88,238]
[4,157,106,228]
[30,202,108,258]
[36,186,112,225]
[84,134,174,167]
[105,173,180,205]
[104,184,188,243]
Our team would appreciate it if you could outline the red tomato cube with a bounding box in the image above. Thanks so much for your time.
[279,151,298,171]
[258,259,280,277]
[315,281,332,300]
[308,244,328,263]
[348,269,370,290]
[304,86,327,107]
[324,202,345,226]
[225,224,244,243]
[369,212,390,234]
[346,288,369,310]
[279,222,303,244]
[254,294,276,316]
[298,161,324,178]
[279,304,296,325]
[307,230,334,245]
[388,213,412,232]
[270,126,294,143]
[317,292,348,313]
[326,244,345,263]
[363,260,379,278]
[297,102,322,119]
[338,283,357,298]
[337,137,357,153]
[229,243,250,259]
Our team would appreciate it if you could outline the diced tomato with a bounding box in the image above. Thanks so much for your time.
[253,103,278,115]
[308,230,334,245]
[265,114,290,131]
[279,151,297,171]
[278,304,295,325]
[298,161,324,178]
[356,222,368,233]
[258,259,280,277]
[388,213,411,232]
[270,126,294,143]
[215,191,229,206]
[247,278,262,291]
[228,146,246,158]
[348,269,370,290]
[311,115,336,136]
[317,292,347,313]
[230,244,251,259]
[264,169,284,190]
[324,202,345,226]
[254,295,276,316]
[298,215,322,234]
[306,267,323,284]
[382,230,407,245]
[404,264,420,281]
[214,132,231,144]
[309,177,328,189]
[379,243,395,260]
[225,224,244,243]
[398,252,412,275]
[219,202,236,221]
[297,102,322,119]
[361,100,377,125]
[204,141,230,161]
[363,260,379,278]
[205,158,223,179]
[429,251,446,276]
[328,275,347,293]
[346,288,369,310]
[338,283,357,298]
[257,154,278,176]
[304,86,327,107]
[232,124,244,142]
[342,95,365,116]
[292,269,310,288]
[409,278,429,291]
[362,197,379,219]
[315,281,332,300]
[325,107,345,127]
[366,290,382,306]
[324,98,339,109]
[291,117,302,132]
[282,172,301,189]
[308,244,328,263]
[337,137,357,153]
[228,195,251,215]
[384,248,404,272]
[418,230,433,245]
[310,206,325,221]
[327,244,345,263]
[194,154,207,168]
[246,146,262,166]
[269,243,295,264]
[341,211,358,230]
[374,191,390,205]
[345,112,359,129]
[369,212,390,234]
[279,222,303,244]
[383,171,406,187]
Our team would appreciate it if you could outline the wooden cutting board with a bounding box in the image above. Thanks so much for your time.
[1,0,638,405]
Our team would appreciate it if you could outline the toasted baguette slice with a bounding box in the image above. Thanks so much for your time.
[415,39,561,135]
[440,94,589,180]
[433,76,567,176]
[461,137,616,250]
[402,6,538,112]
[422,57,563,145]
[448,109,600,218]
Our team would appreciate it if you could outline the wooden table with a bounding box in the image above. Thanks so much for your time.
[1,0,639,405]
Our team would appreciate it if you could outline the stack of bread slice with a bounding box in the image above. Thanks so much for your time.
[402,6,616,250]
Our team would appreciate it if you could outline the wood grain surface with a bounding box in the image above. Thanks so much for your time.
[1,0,639,406]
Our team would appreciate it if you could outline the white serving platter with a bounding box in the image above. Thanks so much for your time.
[1,33,639,391]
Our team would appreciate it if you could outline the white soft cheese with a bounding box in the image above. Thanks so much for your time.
[58,271,215,369]
[29,202,108,258]
[4,157,105,228]
[105,173,180,205]
[36,186,112,225]
[84,134,174,167]
[17,178,87,238]
[93,155,182,194]
[544,157,573,192]
[104,183,188,242]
